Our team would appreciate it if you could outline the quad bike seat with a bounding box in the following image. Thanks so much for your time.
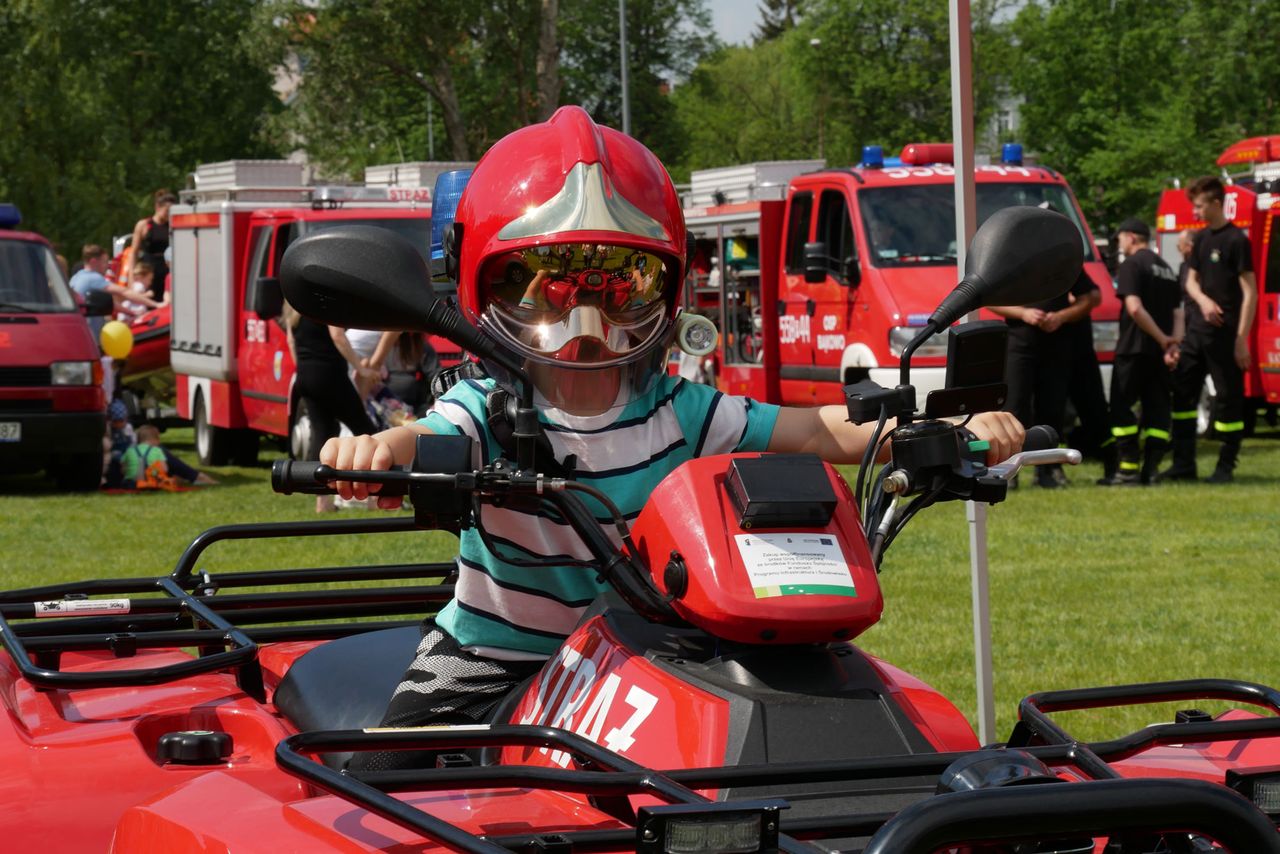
[274,625,420,769]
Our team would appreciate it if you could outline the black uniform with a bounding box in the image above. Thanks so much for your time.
[292,317,375,451]
[1004,271,1099,485]
[1109,247,1180,481]
[1168,223,1252,477]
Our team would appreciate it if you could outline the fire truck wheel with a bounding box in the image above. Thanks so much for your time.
[290,397,333,462]
[194,391,232,467]
[52,452,102,492]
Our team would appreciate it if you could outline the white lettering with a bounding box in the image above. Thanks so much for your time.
[816,333,845,353]
[779,314,811,344]
[602,685,658,754]
[822,315,838,331]
[1225,192,1238,221]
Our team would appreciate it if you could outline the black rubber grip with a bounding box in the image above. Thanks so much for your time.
[1023,425,1059,453]
[271,460,334,495]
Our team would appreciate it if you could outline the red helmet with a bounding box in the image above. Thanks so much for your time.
[450,106,687,415]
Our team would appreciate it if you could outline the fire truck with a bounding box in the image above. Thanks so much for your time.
[170,160,466,466]
[1154,135,1280,433]
[681,145,1120,406]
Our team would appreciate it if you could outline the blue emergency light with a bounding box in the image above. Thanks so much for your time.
[430,169,472,261]
[1001,143,1024,166]
[0,203,22,229]
[861,146,885,169]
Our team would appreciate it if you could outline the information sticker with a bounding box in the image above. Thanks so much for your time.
[32,599,131,618]
[734,533,857,599]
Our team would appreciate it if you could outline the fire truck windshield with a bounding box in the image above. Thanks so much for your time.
[0,238,76,312]
[858,183,1094,268]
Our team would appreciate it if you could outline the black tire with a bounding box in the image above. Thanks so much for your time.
[231,430,260,467]
[53,452,103,491]
[290,397,333,461]
[193,391,231,466]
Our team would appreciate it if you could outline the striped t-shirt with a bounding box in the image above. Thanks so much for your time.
[420,374,781,659]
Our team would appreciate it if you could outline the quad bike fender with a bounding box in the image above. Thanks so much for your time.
[865,654,982,753]
[111,770,630,853]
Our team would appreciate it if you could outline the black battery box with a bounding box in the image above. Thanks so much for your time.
[725,454,837,529]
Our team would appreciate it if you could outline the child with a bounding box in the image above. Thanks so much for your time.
[320,108,1023,770]
[116,422,218,490]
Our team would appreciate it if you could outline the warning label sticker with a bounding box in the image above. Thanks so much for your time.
[32,599,131,618]
[734,533,857,599]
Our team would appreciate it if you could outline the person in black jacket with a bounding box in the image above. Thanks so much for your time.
[1165,177,1257,483]
[1100,218,1182,485]
[990,270,1100,488]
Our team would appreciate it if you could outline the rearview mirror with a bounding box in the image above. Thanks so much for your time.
[803,241,830,284]
[82,289,113,317]
[279,225,441,333]
[929,206,1083,329]
[251,276,283,320]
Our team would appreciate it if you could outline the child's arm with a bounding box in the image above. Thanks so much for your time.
[768,406,1023,466]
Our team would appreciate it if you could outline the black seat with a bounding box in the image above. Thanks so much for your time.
[274,626,420,769]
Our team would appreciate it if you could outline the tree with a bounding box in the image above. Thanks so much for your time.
[0,0,281,254]
[755,0,805,42]
[1008,0,1280,228]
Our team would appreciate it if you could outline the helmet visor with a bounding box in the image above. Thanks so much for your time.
[480,244,672,365]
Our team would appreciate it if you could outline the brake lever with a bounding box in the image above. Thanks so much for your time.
[986,448,1083,481]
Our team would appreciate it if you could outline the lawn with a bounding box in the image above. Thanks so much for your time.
[1,424,1277,743]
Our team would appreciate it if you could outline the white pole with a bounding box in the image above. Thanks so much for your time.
[619,0,631,135]
[949,0,996,745]
[428,98,435,161]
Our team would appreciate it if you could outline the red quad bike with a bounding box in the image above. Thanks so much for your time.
[1,209,1278,853]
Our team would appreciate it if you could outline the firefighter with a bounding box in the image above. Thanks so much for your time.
[1165,177,1257,483]
[1100,218,1181,485]
[991,269,1100,488]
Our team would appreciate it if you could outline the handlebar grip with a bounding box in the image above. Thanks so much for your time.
[270,460,336,495]
[1023,425,1059,453]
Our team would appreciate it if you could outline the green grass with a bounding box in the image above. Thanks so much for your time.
[2,425,1278,743]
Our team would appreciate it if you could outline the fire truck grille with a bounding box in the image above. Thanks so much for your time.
[0,367,53,386]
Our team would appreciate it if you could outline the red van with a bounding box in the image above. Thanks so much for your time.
[0,204,110,489]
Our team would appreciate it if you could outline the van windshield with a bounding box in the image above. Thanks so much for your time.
[0,238,76,312]
[858,183,1095,268]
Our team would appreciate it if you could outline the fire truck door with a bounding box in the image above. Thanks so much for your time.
[809,188,857,374]
[1258,210,1280,403]
[239,222,296,435]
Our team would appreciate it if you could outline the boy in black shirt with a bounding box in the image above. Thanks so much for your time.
[1101,218,1181,485]
[1165,177,1258,483]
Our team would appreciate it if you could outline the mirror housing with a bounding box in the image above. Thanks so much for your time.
[842,256,861,287]
[279,225,441,333]
[803,241,830,284]
[82,289,113,317]
[251,276,283,320]
[929,206,1083,329]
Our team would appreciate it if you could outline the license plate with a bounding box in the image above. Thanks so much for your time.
[0,421,20,442]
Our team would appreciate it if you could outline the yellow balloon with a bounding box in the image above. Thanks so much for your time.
[100,320,134,360]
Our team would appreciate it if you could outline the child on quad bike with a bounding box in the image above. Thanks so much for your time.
[320,107,1023,770]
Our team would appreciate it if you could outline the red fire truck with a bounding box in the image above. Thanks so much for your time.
[682,145,1120,406]
[170,160,463,466]
[1154,135,1280,432]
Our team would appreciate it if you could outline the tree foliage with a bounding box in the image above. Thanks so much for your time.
[754,0,806,43]
[673,0,1008,174]
[0,0,280,254]
[1009,0,1280,229]
[251,0,717,178]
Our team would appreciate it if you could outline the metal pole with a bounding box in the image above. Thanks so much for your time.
[619,0,631,135]
[428,98,435,160]
[949,0,995,745]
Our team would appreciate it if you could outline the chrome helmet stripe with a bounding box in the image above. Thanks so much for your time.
[497,161,670,242]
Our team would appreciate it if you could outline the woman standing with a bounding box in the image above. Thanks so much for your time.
[130,190,178,302]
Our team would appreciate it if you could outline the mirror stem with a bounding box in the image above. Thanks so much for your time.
[899,319,941,388]
[424,301,539,472]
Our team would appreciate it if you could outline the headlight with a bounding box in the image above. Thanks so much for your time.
[889,326,949,360]
[1091,321,1119,354]
[50,361,94,385]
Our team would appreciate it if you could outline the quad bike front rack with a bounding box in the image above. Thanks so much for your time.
[0,516,453,702]
[276,679,1280,853]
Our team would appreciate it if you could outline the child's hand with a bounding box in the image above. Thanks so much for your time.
[967,411,1024,465]
[319,434,401,508]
